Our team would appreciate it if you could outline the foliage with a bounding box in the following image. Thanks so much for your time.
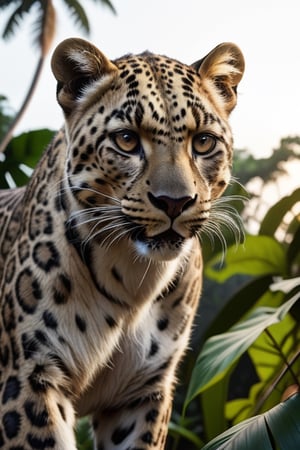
[202,393,300,450]
[76,417,93,450]
[0,128,54,188]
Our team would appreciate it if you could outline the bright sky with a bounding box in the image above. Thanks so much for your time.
[1,0,300,158]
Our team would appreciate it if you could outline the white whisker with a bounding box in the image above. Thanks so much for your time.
[137,258,152,289]
[199,194,246,263]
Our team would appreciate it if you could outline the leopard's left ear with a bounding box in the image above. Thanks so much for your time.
[51,37,118,115]
[192,43,245,114]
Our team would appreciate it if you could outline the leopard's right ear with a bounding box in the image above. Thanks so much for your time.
[51,38,118,115]
[192,43,245,114]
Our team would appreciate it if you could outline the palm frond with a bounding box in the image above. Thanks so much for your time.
[1,1,31,40]
[62,0,90,34]
[92,0,117,15]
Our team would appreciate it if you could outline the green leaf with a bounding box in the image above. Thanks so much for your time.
[205,235,287,282]
[201,373,231,441]
[202,394,300,450]
[168,421,204,448]
[227,311,300,423]
[259,188,300,237]
[0,129,54,188]
[204,276,273,339]
[266,394,300,448]
[203,415,273,450]
[76,417,93,450]
[287,224,300,266]
[184,294,300,409]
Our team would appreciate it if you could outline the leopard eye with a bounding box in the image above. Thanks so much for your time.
[192,133,217,155]
[112,130,140,153]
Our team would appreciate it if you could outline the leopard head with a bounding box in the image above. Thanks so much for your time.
[51,38,244,261]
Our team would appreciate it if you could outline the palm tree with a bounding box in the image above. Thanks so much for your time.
[0,0,116,154]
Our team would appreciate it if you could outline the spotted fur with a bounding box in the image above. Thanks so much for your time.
[0,38,244,449]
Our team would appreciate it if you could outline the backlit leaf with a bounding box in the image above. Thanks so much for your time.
[205,235,287,282]
[184,294,299,409]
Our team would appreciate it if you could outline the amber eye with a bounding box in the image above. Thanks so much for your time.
[192,133,217,155]
[112,130,140,153]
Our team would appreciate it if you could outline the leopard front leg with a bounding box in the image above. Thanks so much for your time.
[0,368,77,449]
[92,388,174,450]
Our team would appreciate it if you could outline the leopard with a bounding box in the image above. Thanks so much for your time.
[0,37,244,449]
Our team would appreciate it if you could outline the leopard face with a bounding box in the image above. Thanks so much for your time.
[52,39,244,261]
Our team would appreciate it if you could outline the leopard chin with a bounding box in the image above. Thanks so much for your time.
[133,229,194,261]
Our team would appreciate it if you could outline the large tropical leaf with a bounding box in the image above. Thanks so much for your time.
[184,294,300,409]
[205,235,287,282]
[202,393,300,450]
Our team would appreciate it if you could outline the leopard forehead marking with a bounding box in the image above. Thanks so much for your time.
[73,53,229,147]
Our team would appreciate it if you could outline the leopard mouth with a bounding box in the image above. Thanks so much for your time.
[131,227,191,260]
[132,228,184,246]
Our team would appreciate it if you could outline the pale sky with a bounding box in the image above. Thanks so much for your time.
[1,0,300,158]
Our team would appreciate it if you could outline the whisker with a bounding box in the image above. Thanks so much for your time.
[137,258,152,289]
[199,194,245,264]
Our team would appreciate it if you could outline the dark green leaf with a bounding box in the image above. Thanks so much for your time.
[184,294,299,408]
[202,394,300,449]
[204,275,274,339]
[168,421,204,448]
[287,225,300,266]
[76,417,93,450]
[266,394,300,448]
[0,129,55,188]
[259,188,300,237]
[201,374,231,441]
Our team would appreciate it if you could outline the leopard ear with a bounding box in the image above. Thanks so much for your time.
[192,43,245,114]
[51,38,118,115]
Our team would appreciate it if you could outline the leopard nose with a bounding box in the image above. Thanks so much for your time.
[148,192,197,219]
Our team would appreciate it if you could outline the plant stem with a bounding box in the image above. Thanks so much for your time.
[253,348,300,414]
[264,328,300,386]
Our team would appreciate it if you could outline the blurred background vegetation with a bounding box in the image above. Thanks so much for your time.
[0,1,299,449]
